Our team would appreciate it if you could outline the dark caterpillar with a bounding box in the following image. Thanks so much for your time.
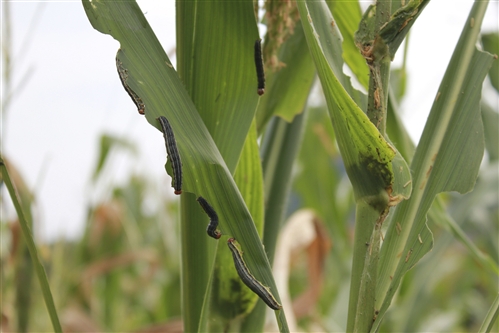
[196,196,221,239]
[157,116,182,195]
[254,39,265,96]
[116,52,145,115]
[227,238,282,310]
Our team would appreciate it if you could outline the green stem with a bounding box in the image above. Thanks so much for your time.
[366,0,392,136]
[347,1,392,331]
[15,247,34,332]
[0,158,62,332]
[346,202,385,332]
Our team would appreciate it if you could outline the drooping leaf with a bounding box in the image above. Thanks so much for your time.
[388,89,499,274]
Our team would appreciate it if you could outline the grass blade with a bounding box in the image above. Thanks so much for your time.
[0,157,62,332]
[478,293,499,333]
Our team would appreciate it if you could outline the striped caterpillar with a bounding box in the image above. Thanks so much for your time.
[196,196,221,239]
[157,116,182,195]
[227,238,282,310]
[116,52,145,115]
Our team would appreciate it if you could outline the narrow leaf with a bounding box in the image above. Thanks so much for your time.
[478,293,499,333]
[0,158,62,332]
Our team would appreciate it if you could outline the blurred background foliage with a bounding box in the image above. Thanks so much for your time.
[1,1,498,332]
[2,96,497,332]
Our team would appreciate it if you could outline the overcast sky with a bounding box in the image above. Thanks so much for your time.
[2,1,498,242]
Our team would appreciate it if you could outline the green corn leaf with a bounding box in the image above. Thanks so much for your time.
[297,0,411,208]
[293,106,353,249]
[327,0,369,89]
[378,0,430,60]
[176,1,259,172]
[256,20,316,132]
[388,90,499,276]
[481,33,499,93]
[297,4,411,330]
[82,1,289,331]
[176,0,266,328]
[206,120,265,326]
[481,102,499,161]
[3,159,36,332]
[243,19,316,332]
[373,2,495,330]
[234,120,264,238]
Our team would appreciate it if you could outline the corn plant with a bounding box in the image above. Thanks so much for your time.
[80,0,498,332]
[1,0,497,332]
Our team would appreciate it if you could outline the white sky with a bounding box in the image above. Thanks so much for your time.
[1,1,498,242]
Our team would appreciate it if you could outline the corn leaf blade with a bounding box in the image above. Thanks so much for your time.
[373,2,495,330]
[82,1,289,331]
